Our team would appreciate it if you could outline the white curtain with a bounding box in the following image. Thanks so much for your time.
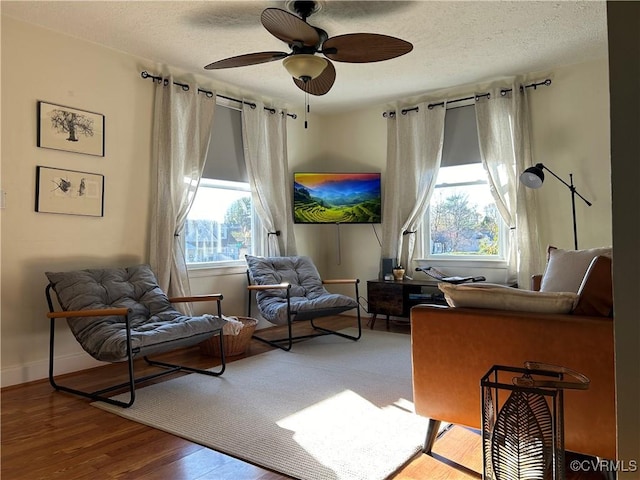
[475,81,543,287]
[149,77,215,304]
[382,103,446,269]
[242,102,297,256]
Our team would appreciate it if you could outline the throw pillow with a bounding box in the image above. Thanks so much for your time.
[539,246,612,293]
[438,282,579,314]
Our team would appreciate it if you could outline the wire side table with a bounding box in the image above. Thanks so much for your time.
[481,362,589,480]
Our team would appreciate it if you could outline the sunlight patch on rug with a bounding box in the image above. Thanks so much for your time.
[277,389,425,478]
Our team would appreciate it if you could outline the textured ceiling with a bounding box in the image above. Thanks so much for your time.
[1,1,608,114]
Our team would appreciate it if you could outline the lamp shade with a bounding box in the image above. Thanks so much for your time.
[520,164,545,189]
[282,54,327,81]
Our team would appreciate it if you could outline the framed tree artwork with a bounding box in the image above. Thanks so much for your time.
[37,101,105,156]
[35,166,104,217]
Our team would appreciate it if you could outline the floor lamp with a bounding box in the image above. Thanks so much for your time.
[520,163,592,250]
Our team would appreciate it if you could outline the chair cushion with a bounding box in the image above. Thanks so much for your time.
[246,255,357,325]
[539,246,612,293]
[46,264,226,362]
[438,282,579,314]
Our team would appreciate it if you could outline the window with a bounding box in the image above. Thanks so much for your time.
[185,104,256,267]
[424,105,507,260]
[186,179,253,264]
[428,163,506,257]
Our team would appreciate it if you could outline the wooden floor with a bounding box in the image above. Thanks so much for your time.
[1,316,607,480]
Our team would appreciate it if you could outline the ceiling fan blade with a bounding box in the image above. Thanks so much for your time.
[204,51,288,70]
[323,33,413,63]
[261,8,320,47]
[293,60,336,96]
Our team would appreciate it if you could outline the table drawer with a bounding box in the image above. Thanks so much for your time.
[367,282,403,315]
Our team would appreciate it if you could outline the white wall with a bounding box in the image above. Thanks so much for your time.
[1,16,155,384]
[528,60,612,250]
[1,16,613,388]
[292,110,387,283]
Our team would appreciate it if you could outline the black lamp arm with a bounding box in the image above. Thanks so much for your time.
[539,164,592,207]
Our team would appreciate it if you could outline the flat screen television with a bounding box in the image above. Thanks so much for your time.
[293,172,382,224]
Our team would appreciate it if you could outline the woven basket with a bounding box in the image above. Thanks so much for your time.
[200,316,258,357]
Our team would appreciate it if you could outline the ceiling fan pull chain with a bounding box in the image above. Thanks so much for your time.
[305,91,309,129]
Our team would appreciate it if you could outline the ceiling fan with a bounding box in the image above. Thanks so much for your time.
[204,0,413,96]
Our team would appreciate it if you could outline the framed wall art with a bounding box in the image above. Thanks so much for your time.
[35,166,104,217]
[37,101,105,157]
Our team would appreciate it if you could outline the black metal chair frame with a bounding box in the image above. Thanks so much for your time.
[246,271,362,351]
[46,284,226,408]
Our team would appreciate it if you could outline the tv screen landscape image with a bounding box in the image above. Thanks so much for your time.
[293,172,382,224]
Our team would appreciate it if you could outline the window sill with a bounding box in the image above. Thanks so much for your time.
[188,263,247,278]
[414,257,510,284]
[417,256,508,269]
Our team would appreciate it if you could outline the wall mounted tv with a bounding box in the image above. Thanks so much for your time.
[293,172,382,224]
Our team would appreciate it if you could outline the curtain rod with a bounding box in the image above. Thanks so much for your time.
[382,79,551,118]
[140,71,297,119]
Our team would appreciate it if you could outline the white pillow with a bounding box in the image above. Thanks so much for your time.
[438,282,579,314]
[539,246,612,293]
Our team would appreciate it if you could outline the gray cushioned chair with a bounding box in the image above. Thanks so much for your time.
[246,255,361,351]
[45,264,227,407]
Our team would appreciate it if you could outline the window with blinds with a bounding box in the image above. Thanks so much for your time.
[424,105,507,259]
[185,105,256,266]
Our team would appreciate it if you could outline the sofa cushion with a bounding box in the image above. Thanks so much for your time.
[573,255,614,317]
[438,282,579,314]
[540,246,612,293]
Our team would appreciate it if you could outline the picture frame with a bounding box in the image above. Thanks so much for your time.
[35,166,104,217]
[37,101,105,157]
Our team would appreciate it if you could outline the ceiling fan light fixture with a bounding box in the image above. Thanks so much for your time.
[283,54,327,81]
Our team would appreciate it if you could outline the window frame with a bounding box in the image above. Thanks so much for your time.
[416,103,510,269]
[184,100,262,273]
[422,165,509,266]
[185,178,260,271]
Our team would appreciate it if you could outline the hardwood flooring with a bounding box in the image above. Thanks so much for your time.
[1,317,608,479]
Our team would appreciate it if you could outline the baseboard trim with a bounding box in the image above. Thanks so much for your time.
[1,353,104,388]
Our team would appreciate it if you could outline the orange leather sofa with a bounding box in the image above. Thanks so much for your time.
[410,256,616,460]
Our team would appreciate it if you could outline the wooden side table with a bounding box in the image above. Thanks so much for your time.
[366,278,446,329]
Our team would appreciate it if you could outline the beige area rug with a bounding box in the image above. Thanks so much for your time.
[93,328,429,480]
